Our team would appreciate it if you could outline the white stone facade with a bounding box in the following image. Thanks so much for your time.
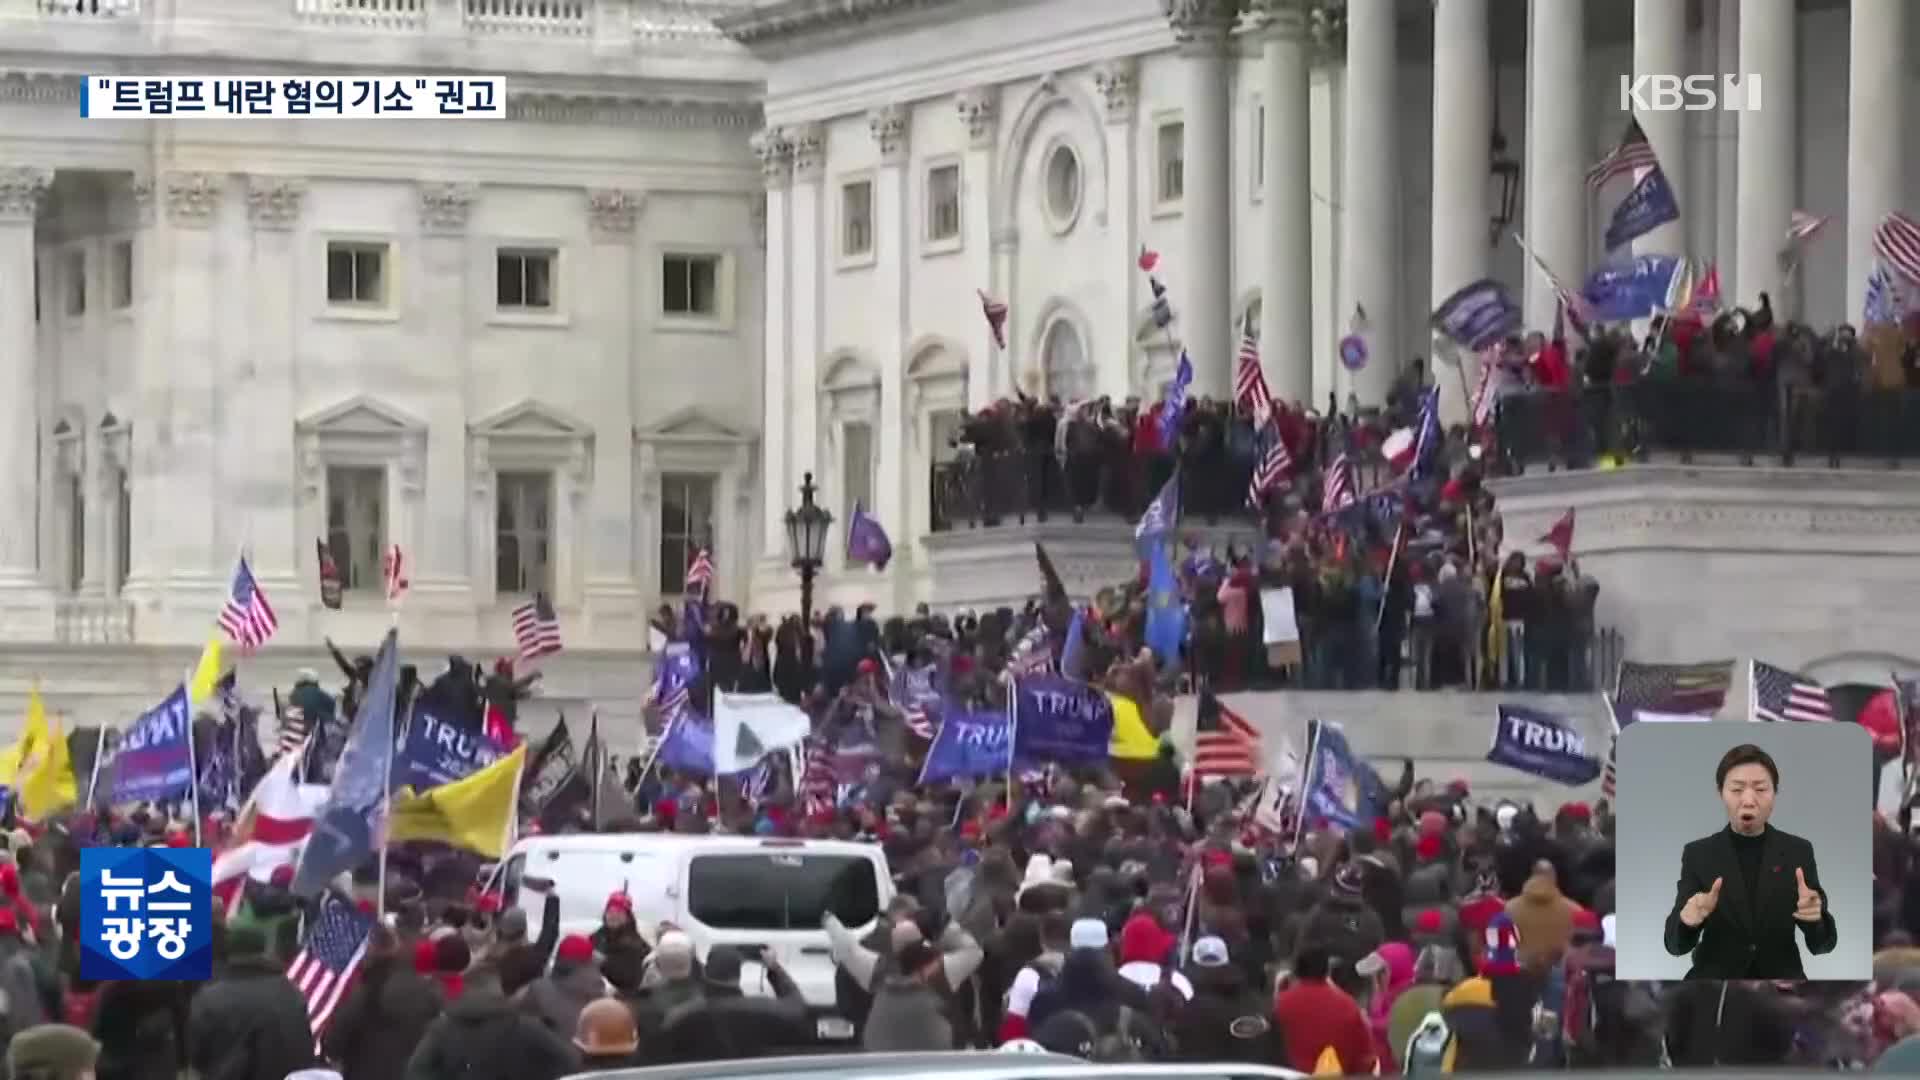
[736,0,1918,609]
[0,0,767,701]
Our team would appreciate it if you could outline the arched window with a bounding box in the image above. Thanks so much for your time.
[1041,318,1092,402]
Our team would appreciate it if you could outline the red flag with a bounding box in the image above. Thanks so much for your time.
[977,289,1008,349]
[1538,508,1575,561]
[1137,245,1160,272]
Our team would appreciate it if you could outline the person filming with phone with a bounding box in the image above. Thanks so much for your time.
[1664,743,1838,979]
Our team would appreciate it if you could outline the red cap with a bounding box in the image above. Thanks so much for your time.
[474,893,503,915]
[857,658,879,675]
[166,831,192,848]
[557,934,594,965]
[1372,817,1393,844]
[413,939,438,974]
[0,865,18,897]
[1572,908,1601,931]
[605,891,633,914]
[1447,779,1471,795]
[1415,834,1444,861]
[356,899,376,916]
[269,865,295,888]
[1561,802,1592,821]
[959,820,982,840]
[1413,909,1447,934]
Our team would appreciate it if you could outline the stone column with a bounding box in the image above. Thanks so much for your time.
[1846,0,1907,320]
[1430,0,1491,428]
[1090,63,1139,401]
[867,105,909,569]
[1253,0,1313,404]
[786,125,825,494]
[583,188,643,635]
[1165,0,1238,398]
[1712,0,1739,277]
[754,129,793,555]
[412,183,479,606]
[242,177,304,591]
[0,168,48,599]
[1631,0,1688,257]
[1734,0,1795,312]
[1523,0,1585,331]
[1343,0,1400,405]
[954,90,999,410]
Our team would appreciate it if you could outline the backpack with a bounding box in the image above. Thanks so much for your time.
[1062,1005,1146,1063]
[1402,1010,1451,1076]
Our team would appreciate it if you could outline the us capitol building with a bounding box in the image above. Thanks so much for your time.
[1,0,1914,737]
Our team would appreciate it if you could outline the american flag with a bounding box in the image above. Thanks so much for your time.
[1614,659,1736,717]
[1321,453,1356,512]
[1585,118,1658,191]
[1233,320,1273,429]
[275,708,310,760]
[1600,735,1618,799]
[800,738,836,816]
[217,557,279,651]
[1785,209,1830,247]
[1009,624,1053,677]
[287,891,374,1045]
[978,289,1008,349]
[1247,436,1292,509]
[684,548,715,596]
[381,544,408,604]
[1192,692,1260,778]
[1751,660,1833,724]
[1470,351,1500,429]
[511,591,564,663]
[1514,233,1598,331]
[1147,277,1174,330]
[1874,211,1920,285]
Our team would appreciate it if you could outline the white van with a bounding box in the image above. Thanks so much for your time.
[495,833,892,1024]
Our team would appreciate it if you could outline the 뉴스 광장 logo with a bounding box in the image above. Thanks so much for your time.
[1620,74,1762,113]
[80,847,213,981]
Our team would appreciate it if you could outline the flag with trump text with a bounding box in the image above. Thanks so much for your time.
[1487,704,1602,787]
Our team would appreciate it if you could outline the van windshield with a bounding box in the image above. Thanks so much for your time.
[686,853,881,931]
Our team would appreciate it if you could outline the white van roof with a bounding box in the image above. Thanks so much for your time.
[506,833,883,860]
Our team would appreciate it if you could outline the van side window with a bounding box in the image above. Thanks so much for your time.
[686,854,881,931]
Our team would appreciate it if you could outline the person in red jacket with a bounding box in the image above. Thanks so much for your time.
[1272,947,1376,1074]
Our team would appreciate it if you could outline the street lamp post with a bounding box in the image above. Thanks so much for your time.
[783,471,833,672]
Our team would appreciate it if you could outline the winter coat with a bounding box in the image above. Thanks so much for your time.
[1170,965,1282,1065]
[404,987,578,1080]
[863,976,953,1051]
[647,975,813,1064]
[325,958,446,1080]
[518,961,607,1037]
[92,979,187,1080]
[186,955,319,1080]
[1505,873,1581,972]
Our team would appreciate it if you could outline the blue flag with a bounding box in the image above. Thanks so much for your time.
[1486,704,1602,786]
[293,630,400,897]
[1135,474,1181,554]
[1603,162,1680,251]
[1157,350,1193,446]
[1144,541,1187,668]
[655,713,760,776]
[113,686,194,805]
[1011,676,1113,764]
[919,705,1013,784]
[845,501,894,571]
[1581,255,1682,322]
[1303,720,1389,831]
[395,709,504,791]
[1431,278,1522,352]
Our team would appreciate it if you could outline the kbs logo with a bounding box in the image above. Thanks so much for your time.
[1619,74,1762,113]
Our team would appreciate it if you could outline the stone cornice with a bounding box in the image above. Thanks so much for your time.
[0,70,758,130]
[716,0,960,48]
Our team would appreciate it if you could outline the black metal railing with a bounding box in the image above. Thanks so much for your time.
[1493,382,1920,472]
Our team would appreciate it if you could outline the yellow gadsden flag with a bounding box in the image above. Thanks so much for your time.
[1105,692,1160,761]
[8,690,76,820]
[386,744,527,858]
[187,636,225,704]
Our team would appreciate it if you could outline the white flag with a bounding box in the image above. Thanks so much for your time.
[712,692,812,774]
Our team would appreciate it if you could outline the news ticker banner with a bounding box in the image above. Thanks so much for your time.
[80,76,505,119]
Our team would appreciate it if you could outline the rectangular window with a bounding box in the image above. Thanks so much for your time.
[495,248,556,311]
[925,163,961,245]
[1156,120,1186,205]
[66,475,83,594]
[686,853,881,931]
[841,421,873,524]
[494,470,552,595]
[114,475,130,592]
[841,179,873,258]
[658,472,715,597]
[324,466,386,592]
[63,249,85,317]
[326,241,389,306]
[110,239,133,310]
[661,254,720,317]
[929,409,965,466]
[1252,103,1266,196]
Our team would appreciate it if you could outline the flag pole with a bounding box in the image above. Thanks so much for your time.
[182,669,202,847]
[83,724,107,809]
[1289,721,1323,857]
[377,613,401,920]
